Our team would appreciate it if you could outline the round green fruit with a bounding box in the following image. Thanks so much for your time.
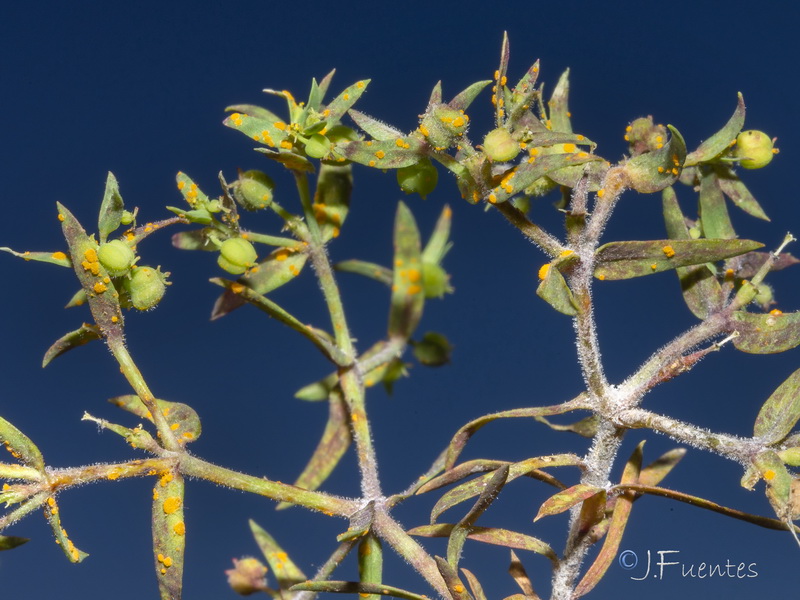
[235,170,274,211]
[483,128,520,162]
[124,266,168,311]
[97,240,136,276]
[305,133,332,159]
[218,237,258,275]
[397,159,438,198]
[735,130,774,169]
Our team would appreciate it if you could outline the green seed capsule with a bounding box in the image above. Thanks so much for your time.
[218,237,258,275]
[305,133,332,159]
[421,262,451,299]
[419,104,469,150]
[735,130,775,169]
[397,158,439,198]
[483,128,520,162]
[412,332,452,366]
[123,266,168,310]
[97,240,136,276]
[234,170,275,211]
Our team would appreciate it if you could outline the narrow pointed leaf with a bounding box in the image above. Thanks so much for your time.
[733,311,800,354]
[250,520,307,591]
[509,550,541,599]
[109,395,201,444]
[726,250,800,279]
[638,448,686,487]
[753,366,800,443]
[548,69,572,134]
[152,469,185,599]
[335,259,393,286]
[348,109,405,141]
[313,163,352,242]
[408,524,557,564]
[716,168,770,221]
[0,416,45,472]
[428,81,443,106]
[536,265,578,316]
[435,556,472,600]
[316,70,336,105]
[42,323,102,367]
[662,186,725,318]
[44,496,89,563]
[623,125,686,193]
[223,107,287,148]
[534,483,603,521]
[358,534,383,600]
[340,137,426,169]
[0,247,71,267]
[97,172,124,243]
[388,202,424,339]
[0,535,29,551]
[489,153,601,204]
[507,59,541,126]
[461,568,487,600]
[573,443,643,598]
[450,80,492,113]
[594,238,763,280]
[0,463,43,481]
[58,203,125,342]
[422,205,453,265]
[685,93,745,166]
[278,393,351,509]
[492,31,510,127]
[534,415,598,438]
[324,80,370,123]
[254,147,315,173]
[753,451,794,521]
[699,168,735,239]
[211,248,308,320]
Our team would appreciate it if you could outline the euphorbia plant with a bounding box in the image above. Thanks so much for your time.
[1,33,799,600]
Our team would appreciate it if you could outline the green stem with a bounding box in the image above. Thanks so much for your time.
[495,201,563,258]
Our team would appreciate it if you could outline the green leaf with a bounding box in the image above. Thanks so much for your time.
[44,496,89,563]
[594,238,763,280]
[407,524,557,564]
[489,152,601,204]
[573,442,642,598]
[340,137,426,169]
[661,186,725,318]
[348,109,404,141]
[508,550,541,599]
[0,462,43,481]
[109,395,201,444]
[358,534,383,600]
[277,393,350,509]
[699,168,735,239]
[0,535,29,551]
[254,147,315,173]
[0,416,45,472]
[623,125,687,193]
[174,172,211,206]
[223,106,287,149]
[733,311,800,354]
[450,80,492,113]
[638,448,686,487]
[461,568,488,600]
[211,247,308,320]
[534,484,603,521]
[753,451,794,522]
[250,520,307,591]
[97,172,124,244]
[753,366,800,444]
[388,202,425,340]
[507,59,541,127]
[324,80,370,123]
[42,323,103,367]
[534,415,598,438]
[716,167,770,221]
[58,203,125,343]
[0,247,71,267]
[335,259,393,286]
[151,470,185,598]
[421,205,453,265]
[548,69,572,134]
[313,163,352,242]
[492,31,510,127]
[171,229,218,252]
[435,556,472,600]
[685,93,745,166]
[536,263,578,316]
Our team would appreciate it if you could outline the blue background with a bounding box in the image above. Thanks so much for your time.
[1,1,798,598]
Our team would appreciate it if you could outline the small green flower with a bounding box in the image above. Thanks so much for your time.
[234,170,275,211]
[123,266,168,310]
[218,237,258,275]
[483,128,520,162]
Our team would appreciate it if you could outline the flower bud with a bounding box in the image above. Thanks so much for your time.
[419,104,469,150]
[412,332,452,366]
[397,158,438,198]
[735,130,775,169]
[225,557,268,595]
[218,237,258,275]
[422,262,451,299]
[234,170,275,211]
[123,266,168,311]
[305,133,332,159]
[97,240,136,276]
[624,116,667,156]
[483,128,520,162]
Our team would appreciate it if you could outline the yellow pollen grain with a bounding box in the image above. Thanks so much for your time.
[770,309,783,316]
[107,470,120,480]
[93,282,107,294]
[289,264,300,276]
[368,160,376,167]
[162,496,182,515]
[343,93,350,101]
[407,284,422,295]
[598,274,606,281]
[47,497,56,507]
[407,268,421,283]
[152,489,160,501]
[764,469,776,481]
[170,423,180,431]
[52,251,67,260]
[671,167,679,175]
[452,116,466,128]
[453,585,465,594]
[274,121,286,130]
[275,249,289,261]
[111,315,119,323]
[84,248,98,262]
[230,283,245,294]
[662,245,675,258]
[58,213,65,221]
[562,143,577,153]
[657,166,665,173]
[177,181,185,191]
[559,249,574,257]
[163,557,173,567]
[494,69,500,80]
[280,140,292,150]
[419,124,430,137]
[538,263,550,280]
[173,522,186,536]
[488,193,497,204]
[597,189,606,198]
[650,263,658,271]
[374,150,385,159]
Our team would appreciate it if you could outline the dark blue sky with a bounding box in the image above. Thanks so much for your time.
[1,2,799,598]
